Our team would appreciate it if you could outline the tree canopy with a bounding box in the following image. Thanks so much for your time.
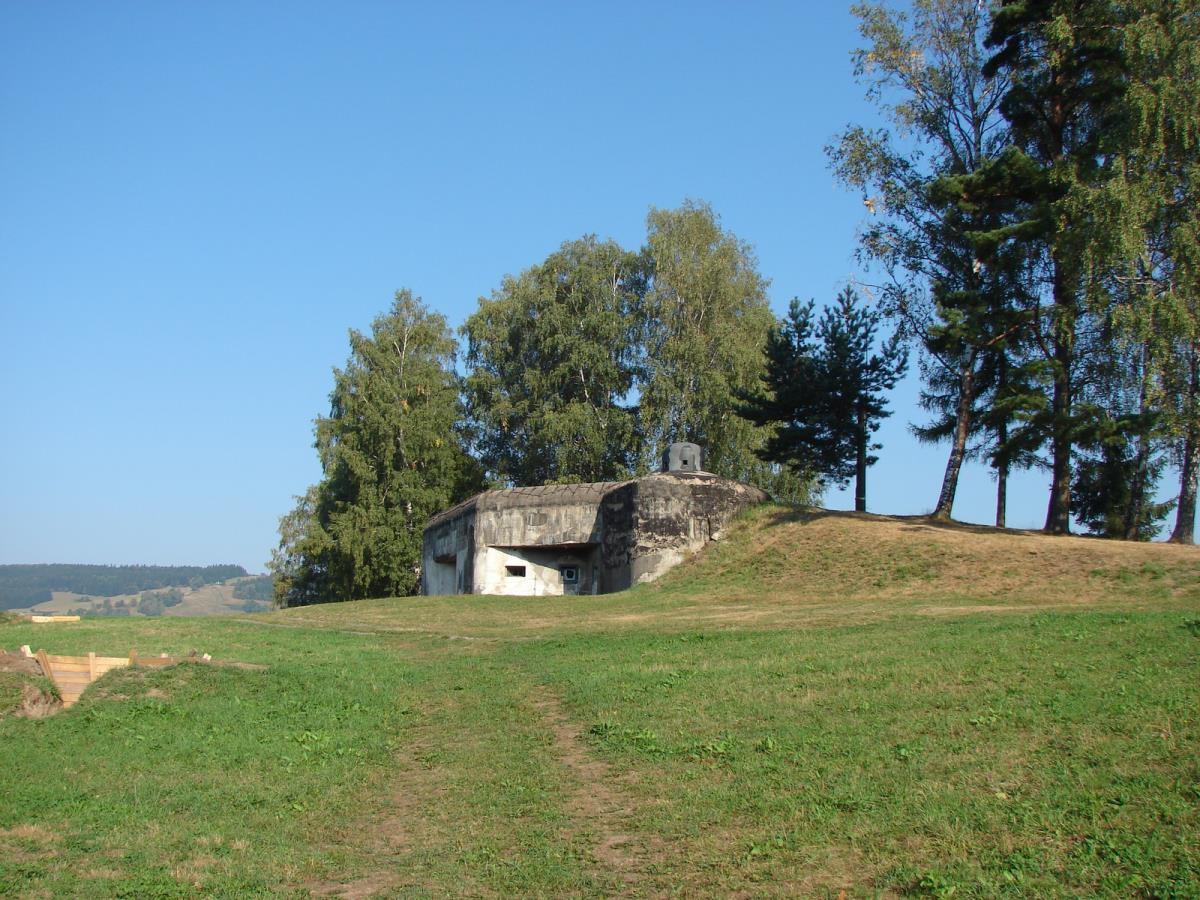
[639,200,779,483]
[271,291,482,606]
[833,0,1197,540]
[462,236,644,486]
[739,287,906,511]
[273,8,1200,606]
[832,0,1036,523]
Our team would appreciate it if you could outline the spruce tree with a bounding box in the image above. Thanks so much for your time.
[1068,300,1172,539]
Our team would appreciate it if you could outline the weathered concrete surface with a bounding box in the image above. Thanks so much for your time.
[421,472,766,596]
[618,472,767,587]
[663,441,703,473]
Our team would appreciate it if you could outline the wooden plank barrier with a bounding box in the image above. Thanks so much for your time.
[35,651,133,707]
[30,650,249,707]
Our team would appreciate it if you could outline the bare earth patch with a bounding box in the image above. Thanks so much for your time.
[305,872,402,900]
[0,650,43,676]
[12,681,62,718]
[0,824,63,862]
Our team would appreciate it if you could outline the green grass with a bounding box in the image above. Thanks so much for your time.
[1,511,1198,897]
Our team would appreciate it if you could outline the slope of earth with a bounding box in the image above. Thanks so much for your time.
[277,506,1200,638]
[0,507,1196,898]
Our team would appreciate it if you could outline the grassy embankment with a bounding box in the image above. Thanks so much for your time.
[1,507,1198,898]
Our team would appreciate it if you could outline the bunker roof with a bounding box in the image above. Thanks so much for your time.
[424,479,632,531]
[424,470,735,533]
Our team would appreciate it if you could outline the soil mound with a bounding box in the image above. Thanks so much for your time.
[0,650,63,718]
[0,650,42,676]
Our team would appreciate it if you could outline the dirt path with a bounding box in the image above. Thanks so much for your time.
[306,686,673,897]
[528,685,669,892]
[303,728,456,899]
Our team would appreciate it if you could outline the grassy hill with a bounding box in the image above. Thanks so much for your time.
[1,506,1197,897]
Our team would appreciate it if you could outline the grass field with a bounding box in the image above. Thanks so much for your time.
[1,507,1198,898]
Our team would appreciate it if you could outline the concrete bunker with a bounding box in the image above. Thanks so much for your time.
[421,443,767,596]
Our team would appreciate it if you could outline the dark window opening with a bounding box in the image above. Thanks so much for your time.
[560,566,578,584]
[505,565,526,577]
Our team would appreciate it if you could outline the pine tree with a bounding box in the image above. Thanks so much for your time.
[738,298,842,483]
[830,0,1034,522]
[739,287,906,511]
[949,0,1131,533]
[911,331,1044,526]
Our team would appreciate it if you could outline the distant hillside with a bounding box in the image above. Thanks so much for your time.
[15,574,273,618]
[0,564,248,610]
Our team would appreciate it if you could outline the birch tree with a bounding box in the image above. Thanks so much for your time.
[638,200,777,483]
[461,236,644,486]
[271,291,481,605]
[829,0,1029,523]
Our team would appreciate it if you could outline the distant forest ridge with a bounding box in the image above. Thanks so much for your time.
[0,564,249,610]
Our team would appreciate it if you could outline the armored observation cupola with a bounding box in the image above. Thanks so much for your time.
[662,441,702,473]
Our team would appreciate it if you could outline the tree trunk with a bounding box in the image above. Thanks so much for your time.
[855,407,867,513]
[1044,366,1072,534]
[932,358,977,521]
[1170,425,1198,544]
[1123,354,1154,541]
[1044,264,1074,535]
[996,458,1008,528]
[1123,434,1150,540]
[1169,347,1199,544]
[995,353,1009,529]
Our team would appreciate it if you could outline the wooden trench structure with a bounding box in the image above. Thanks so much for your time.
[33,650,185,707]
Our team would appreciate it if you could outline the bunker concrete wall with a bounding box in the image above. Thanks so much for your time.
[474,503,601,549]
[476,545,599,596]
[421,508,475,595]
[607,473,768,587]
[421,472,766,596]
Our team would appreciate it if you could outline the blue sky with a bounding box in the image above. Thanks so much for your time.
[1,2,1171,571]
